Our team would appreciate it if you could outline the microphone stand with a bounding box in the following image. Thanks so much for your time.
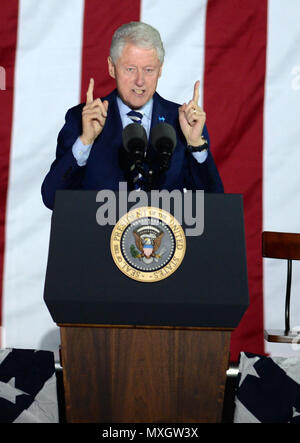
[130,151,172,191]
[133,160,155,192]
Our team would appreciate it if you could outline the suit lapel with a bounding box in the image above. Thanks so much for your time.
[146,93,166,163]
[101,89,123,149]
[151,92,169,131]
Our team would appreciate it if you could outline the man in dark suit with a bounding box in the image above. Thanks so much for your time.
[41,22,223,210]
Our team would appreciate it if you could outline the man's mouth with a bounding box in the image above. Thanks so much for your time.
[132,89,145,95]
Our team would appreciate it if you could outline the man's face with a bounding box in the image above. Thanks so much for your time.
[108,43,163,109]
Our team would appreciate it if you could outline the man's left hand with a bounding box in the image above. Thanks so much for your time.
[178,80,206,147]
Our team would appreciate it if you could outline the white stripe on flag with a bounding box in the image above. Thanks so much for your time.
[2,0,85,350]
[141,0,208,107]
[263,0,300,355]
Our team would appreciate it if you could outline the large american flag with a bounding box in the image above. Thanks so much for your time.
[1,0,300,361]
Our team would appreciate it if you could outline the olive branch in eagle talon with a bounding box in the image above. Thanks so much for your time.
[131,230,164,259]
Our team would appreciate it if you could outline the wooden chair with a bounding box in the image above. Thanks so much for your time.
[263,231,300,343]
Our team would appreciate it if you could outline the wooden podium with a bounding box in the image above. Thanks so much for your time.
[44,191,248,423]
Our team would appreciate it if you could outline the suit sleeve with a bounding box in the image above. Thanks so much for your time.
[41,106,86,210]
[185,124,224,193]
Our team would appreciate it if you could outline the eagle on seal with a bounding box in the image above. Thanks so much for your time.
[133,229,164,259]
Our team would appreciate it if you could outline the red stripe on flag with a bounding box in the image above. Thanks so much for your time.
[204,0,268,361]
[0,1,19,328]
[81,0,141,102]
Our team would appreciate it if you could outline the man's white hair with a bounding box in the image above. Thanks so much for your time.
[110,21,165,64]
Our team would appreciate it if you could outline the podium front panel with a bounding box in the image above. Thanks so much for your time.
[44,191,249,328]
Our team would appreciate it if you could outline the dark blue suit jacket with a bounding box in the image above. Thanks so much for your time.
[41,89,223,209]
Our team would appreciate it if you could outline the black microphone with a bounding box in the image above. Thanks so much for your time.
[122,123,147,168]
[151,122,176,171]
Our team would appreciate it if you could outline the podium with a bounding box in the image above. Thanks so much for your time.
[44,191,248,423]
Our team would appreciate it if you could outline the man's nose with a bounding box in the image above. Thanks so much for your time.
[135,69,144,86]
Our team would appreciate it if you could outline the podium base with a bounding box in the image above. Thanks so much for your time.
[59,324,231,423]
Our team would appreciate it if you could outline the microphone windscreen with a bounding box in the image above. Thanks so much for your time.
[122,123,147,153]
[151,122,176,153]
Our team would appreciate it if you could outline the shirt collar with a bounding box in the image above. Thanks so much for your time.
[116,95,153,121]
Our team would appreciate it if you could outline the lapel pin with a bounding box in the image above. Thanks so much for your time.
[158,116,165,122]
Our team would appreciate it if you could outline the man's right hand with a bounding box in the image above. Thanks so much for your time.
[80,78,109,145]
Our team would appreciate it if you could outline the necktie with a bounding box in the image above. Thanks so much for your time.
[126,110,144,188]
[127,110,143,124]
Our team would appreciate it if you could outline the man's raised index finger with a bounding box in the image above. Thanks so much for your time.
[86,78,94,104]
[192,80,200,104]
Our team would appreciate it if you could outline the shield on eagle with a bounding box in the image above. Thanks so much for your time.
[133,227,164,260]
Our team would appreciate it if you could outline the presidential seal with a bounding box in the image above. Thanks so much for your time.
[110,207,186,282]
